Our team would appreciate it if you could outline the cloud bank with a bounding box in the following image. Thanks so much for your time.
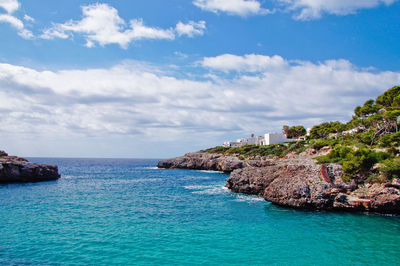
[1,55,399,146]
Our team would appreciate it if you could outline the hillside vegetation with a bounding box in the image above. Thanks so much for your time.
[204,86,400,183]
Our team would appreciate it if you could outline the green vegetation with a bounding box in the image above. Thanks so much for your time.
[309,121,346,139]
[283,125,306,138]
[204,86,400,183]
[316,146,393,179]
[203,141,307,159]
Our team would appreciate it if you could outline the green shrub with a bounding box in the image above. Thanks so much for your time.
[311,139,338,150]
[203,146,230,153]
[379,158,400,180]
[379,132,400,148]
[203,142,309,158]
[342,159,362,176]
[309,121,346,139]
[355,130,375,145]
[317,146,393,180]
[365,173,387,184]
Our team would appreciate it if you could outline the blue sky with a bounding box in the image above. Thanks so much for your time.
[1,0,400,158]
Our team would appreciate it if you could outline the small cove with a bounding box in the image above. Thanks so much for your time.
[0,158,399,265]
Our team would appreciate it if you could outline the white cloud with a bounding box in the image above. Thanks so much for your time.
[0,0,19,14]
[0,13,22,28]
[0,55,399,153]
[23,14,34,22]
[40,3,178,48]
[176,20,206,37]
[201,54,288,72]
[193,0,273,16]
[41,25,69,40]
[0,0,33,39]
[279,0,398,20]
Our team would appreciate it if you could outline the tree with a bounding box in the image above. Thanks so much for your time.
[354,106,362,118]
[376,86,400,107]
[309,121,345,139]
[282,125,306,138]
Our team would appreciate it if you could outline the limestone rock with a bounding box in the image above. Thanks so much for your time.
[158,152,400,214]
[0,152,60,183]
[157,152,243,173]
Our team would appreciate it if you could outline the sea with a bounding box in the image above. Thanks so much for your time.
[0,158,399,265]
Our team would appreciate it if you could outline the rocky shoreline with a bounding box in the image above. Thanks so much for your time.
[158,151,400,215]
[0,150,61,183]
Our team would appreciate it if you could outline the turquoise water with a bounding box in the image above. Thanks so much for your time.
[0,158,400,265]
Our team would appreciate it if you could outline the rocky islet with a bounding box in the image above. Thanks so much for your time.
[0,150,60,183]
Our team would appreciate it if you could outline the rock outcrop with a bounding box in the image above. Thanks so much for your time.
[227,158,335,209]
[0,150,60,183]
[157,152,244,172]
[159,152,400,215]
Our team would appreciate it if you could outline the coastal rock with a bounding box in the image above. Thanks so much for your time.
[158,152,400,214]
[227,158,335,209]
[157,152,243,172]
[367,184,400,214]
[228,158,400,214]
[0,152,60,183]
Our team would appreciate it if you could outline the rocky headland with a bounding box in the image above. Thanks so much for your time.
[0,150,60,183]
[158,151,400,215]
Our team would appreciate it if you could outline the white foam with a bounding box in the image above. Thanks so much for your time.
[184,185,213,190]
[184,184,228,195]
[192,185,228,195]
[195,170,225,174]
[233,194,265,203]
[106,178,162,185]
[138,166,160,170]
[179,176,212,181]
[184,184,266,203]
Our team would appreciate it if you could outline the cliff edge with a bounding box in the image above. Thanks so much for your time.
[0,150,61,183]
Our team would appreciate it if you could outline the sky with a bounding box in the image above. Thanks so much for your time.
[0,0,400,158]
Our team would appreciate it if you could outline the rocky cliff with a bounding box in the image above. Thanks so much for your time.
[0,150,60,183]
[158,152,400,214]
[157,152,244,172]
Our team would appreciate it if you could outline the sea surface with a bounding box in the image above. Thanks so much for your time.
[1,158,400,265]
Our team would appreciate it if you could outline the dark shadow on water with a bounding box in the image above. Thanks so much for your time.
[263,201,400,219]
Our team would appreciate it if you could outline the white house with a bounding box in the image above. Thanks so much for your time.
[223,141,241,147]
[264,132,295,145]
[223,132,296,147]
[223,134,264,147]
[247,134,264,145]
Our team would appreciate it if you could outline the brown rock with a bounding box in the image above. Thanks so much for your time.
[158,151,400,214]
[157,152,243,173]
[0,152,60,183]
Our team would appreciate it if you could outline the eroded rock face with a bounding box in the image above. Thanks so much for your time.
[158,151,400,214]
[157,152,243,173]
[227,158,400,214]
[0,151,60,183]
[227,158,336,210]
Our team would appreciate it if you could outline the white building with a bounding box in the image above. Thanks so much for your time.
[247,134,264,145]
[264,133,295,145]
[223,134,264,147]
[223,132,296,147]
[223,141,241,147]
